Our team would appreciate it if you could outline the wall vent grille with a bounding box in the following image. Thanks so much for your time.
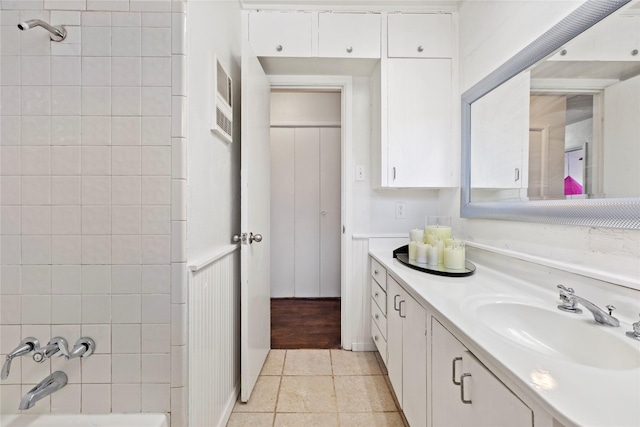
[211,55,233,143]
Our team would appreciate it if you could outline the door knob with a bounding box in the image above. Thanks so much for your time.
[321,211,326,216]
[249,233,262,244]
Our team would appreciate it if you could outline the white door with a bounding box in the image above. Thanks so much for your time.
[240,44,271,402]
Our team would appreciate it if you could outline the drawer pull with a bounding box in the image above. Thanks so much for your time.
[374,292,379,298]
[276,45,283,52]
[394,295,400,311]
[452,357,462,385]
[374,335,379,341]
[374,314,379,320]
[460,373,472,404]
[346,46,353,53]
[374,269,378,275]
[417,45,424,52]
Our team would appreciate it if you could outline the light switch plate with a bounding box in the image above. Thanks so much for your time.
[396,202,406,219]
[355,165,365,181]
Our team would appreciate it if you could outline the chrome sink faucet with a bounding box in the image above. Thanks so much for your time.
[557,285,620,327]
[19,371,67,410]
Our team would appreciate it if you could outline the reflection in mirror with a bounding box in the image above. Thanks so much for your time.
[470,0,640,203]
[461,0,640,229]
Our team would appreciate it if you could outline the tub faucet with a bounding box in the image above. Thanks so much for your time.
[2,337,39,380]
[557,285,620,327]
[19,371,68,410]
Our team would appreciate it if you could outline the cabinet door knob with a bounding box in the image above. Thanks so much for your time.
[374,313,379,320]
[560,49,567,56]
[632,49,639,56]
[374,335,379,341]
[346,46,353,53]
[417,45,424,53]
[374,269,378,275]
[374,292,379,298]
[276,45,283,52]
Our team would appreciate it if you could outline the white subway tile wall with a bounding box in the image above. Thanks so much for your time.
[0,0,187,425]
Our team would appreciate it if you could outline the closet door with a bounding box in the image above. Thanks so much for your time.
[294,128,321,297]
[270,128,295,297]
[320,128,341,297]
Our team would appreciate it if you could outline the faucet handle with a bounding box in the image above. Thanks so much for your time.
[556,284,582,313]
[66,337,95,360]
[605,305,615,316]
[32,337,69,363]
[1,337,40,380]
[557,284,575,295]
[626,313,640,341]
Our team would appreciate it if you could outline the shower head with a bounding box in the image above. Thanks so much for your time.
[17,19,66,42]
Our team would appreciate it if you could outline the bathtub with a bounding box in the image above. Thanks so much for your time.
[0,413,169,427]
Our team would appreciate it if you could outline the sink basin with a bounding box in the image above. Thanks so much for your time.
[475,302,640,370]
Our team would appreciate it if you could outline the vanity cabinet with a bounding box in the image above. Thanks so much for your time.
[431,318,533,427]
[370,257,388,364]
[387,13,453,58]
[247,11,313,57]
[387,275,427,427]
[318,13,381,59]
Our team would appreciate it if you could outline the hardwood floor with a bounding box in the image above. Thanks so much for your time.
[271,298,341,349]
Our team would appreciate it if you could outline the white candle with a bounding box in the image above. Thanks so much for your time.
[416,243,428,264]
[427,244,438,266]
[410,229,424,243]
[444,245,465,270]
[425,225,452,242]
[435,239,444,265]
[409,241,418,260]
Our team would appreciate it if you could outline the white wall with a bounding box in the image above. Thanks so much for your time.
[185,2,242,426]
[0,0,183,419]
[452,0,640,287]
[186,1,242,262]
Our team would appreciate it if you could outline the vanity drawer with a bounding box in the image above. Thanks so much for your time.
[371,280,387,315]
[371,298,387,340]
[371,319,387,364]
[370,258,387,289]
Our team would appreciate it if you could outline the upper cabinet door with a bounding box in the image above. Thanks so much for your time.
[318,13,381,58]
[388,13,452,58]
[248,11,313,57]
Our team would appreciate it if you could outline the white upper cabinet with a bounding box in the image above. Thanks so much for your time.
[388,13,453,58]
[248,11,313,57]
[386,58,454,187]
[549,14,640,61]
[318,13,381,58]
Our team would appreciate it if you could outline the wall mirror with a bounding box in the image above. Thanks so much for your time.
[461,0,640,229]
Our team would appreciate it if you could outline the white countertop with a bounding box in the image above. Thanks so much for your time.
[369,245,640,427]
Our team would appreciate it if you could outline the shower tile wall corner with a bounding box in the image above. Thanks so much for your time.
[0,0,188,425]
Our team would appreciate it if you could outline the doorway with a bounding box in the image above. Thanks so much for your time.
[269,90,342,349]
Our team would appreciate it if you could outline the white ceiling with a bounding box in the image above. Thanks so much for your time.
[241,0,462,11]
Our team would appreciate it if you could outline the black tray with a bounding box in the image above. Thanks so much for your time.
[393,245,476,277]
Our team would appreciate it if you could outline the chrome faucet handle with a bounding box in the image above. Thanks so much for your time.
[626,314,640,341]
[557,284,582,313]
[66,337,95,360]
[32,337,69,363]
[557,284,575,296]
[2,337,40,380]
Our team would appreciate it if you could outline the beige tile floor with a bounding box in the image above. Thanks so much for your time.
[227,349,407,427]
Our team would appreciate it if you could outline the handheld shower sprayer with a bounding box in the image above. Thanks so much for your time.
[17,19,66,42]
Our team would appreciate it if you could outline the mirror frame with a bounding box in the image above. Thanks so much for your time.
[461,0,640,230]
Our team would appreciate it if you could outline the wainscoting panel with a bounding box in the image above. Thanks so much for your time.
[188,247,240,427]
